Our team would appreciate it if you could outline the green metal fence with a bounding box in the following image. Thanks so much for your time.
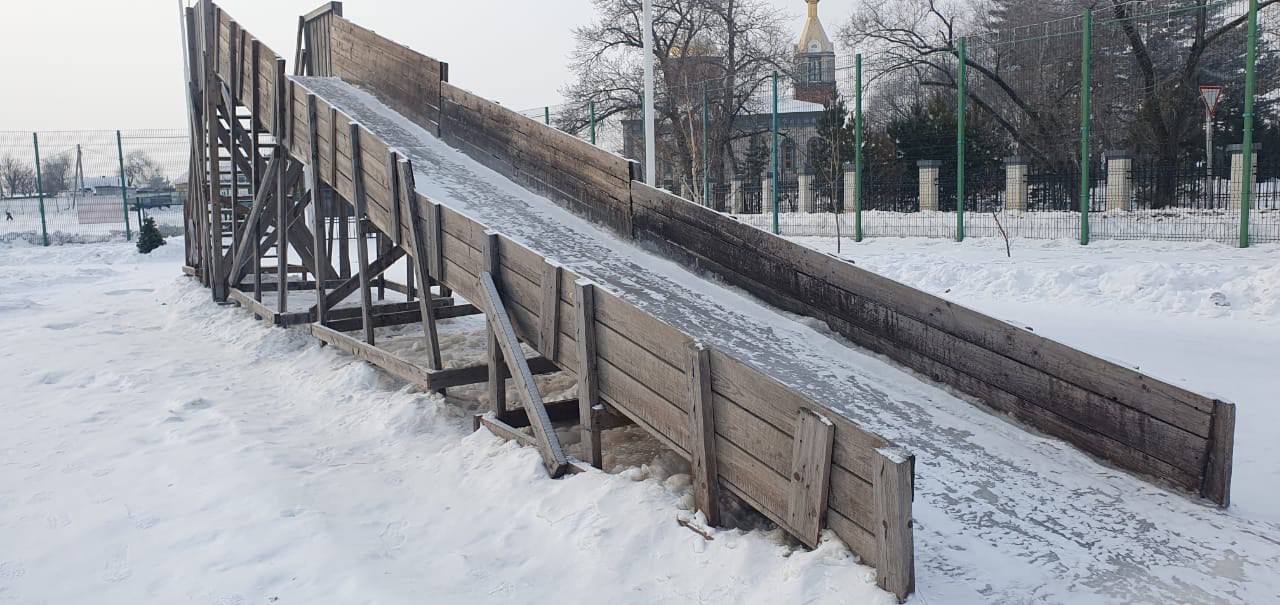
[0,129,189,246]
[534,0,1277,247]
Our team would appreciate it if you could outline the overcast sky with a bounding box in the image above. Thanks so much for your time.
[0,0,858,132]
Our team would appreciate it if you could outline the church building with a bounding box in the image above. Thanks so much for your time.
[622,0,842,203]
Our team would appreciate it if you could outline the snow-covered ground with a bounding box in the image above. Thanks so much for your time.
[731,207,1280,244]
[1,194,182,245]
[0,239,894,604]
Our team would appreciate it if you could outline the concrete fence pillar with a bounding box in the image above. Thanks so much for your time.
[918,160,941,212]
[763,172,774,215]
[1004,156,1028,213]
[844,164,857,214]
[730,177,744,214]
[798,173,815,213]
[1228,143,1260,212]
[1104,151,1133,212]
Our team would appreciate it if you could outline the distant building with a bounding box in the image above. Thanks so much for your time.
[622,0,840,193]
[81,176,129,197]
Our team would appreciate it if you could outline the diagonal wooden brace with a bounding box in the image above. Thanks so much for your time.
[475,270,569,479]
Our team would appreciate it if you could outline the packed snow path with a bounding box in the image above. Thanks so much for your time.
[295,76,1280,603]
[0,242,894,604]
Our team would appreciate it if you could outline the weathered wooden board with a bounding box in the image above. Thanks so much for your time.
[330,15,444,132]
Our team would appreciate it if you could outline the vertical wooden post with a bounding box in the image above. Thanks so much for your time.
[484,230,506,418]
[377,233,389,301]
[786,409,834,546]
[204,1,226,300]
[349,122,375,344]
[274,58,289,313]
[250,40,263,302]
[332,106,349,279]
[539,260,561,360]
[685,341,721,526]
[386,149,403,248]
[574,280,602,468]
[1203,399,1236,507]
[307,94,330,324]
[874,447,915,602]
[227,21,241,279]
[402,158,443,374]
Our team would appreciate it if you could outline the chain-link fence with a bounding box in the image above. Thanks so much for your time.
[534,0,1277,247]
[0,129,188,245]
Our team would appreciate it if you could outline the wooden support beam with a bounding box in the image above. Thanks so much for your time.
[331,106,349,279]
[321,300,471,333]
[275,59,290,313]
[307,94,331,324]
[686,341,721,526]
[786,409,834,547]
[484,231,505,419]
[318,246,406,311]
[387,150,403,247]
[349,121,375,344]
[874,447,915,602]
[491,398,633,431]
[574,279,603,469]
[403,158,443,373]
[1203,400,1236,507]
[226,156,281,278]
[228,288,278,327]
[476,269,569,478]
[539,259,561,359]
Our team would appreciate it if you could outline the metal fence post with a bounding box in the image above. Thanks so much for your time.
[1079,10,1093,245]
[1239,0,1258,248]
[855,53,864,242]
[702,83,710,207]
[116,130,133,241]
[544,106,550,126]
[955,38,967,242]
[32,133,49,247]
[589,100,597,145]
[771,70,780,235]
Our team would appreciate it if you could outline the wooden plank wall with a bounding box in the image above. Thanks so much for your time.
[211,5,283,135]
[438,82,634,236]
[328,16,445,134]
[629,183,1234,506]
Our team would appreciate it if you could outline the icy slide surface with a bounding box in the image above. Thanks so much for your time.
[295,76,1280,604]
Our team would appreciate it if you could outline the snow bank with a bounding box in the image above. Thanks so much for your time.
[0,240,893,604]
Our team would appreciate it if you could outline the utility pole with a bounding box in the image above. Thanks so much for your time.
[642,0,656,187]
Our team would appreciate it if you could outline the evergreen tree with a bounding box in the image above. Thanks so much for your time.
[136,216,166,254]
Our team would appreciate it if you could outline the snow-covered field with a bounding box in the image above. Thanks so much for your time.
[0,239,894,604]
[732,207,1280,243]
[0,195,182,245]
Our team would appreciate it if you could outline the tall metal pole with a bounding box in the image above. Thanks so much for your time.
[855,53,864,243]
[1079,10,1093,246]
[117,131,133,241]
[771,71,780,235]
[544,106,551,126]
[32,133,49,247]
[1239,0,1258,248]
[642,0,657,187]
[702,83,710,207]
[955,38,967,242]
[589,100,597,145]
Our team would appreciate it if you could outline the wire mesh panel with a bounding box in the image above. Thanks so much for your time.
[0,129,188,245]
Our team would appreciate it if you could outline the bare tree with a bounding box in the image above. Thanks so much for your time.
[840,0,1279,189]
[41,155,72,196]
[121,150,168,189]
[560,0,791,198]
[0,156,36,197]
